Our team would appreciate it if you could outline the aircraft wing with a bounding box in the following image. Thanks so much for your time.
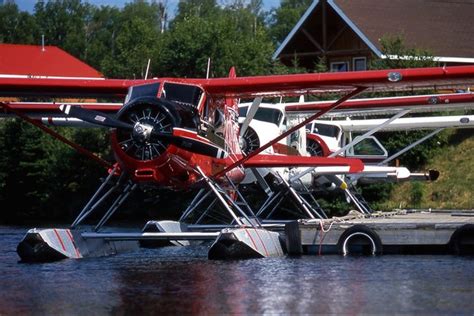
[243,155,364,173]
[2,66,473,131]
[284,92,474,117]
[325,115,474,132]
[196,66,474,97]
[1,66,474,99]
[0,77,150,98]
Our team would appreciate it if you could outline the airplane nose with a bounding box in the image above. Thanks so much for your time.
[239,125,260,155]
[115,97,180,161]
[132,122,154,145]
[114,96,202,161]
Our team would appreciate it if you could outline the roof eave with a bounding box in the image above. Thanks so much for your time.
[273,0,383,61]
[272,0,320,60]
[382,54,474,64]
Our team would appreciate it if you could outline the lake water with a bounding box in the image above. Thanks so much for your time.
[1,226,474,315]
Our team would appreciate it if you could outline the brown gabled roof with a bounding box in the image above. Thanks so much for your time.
[334,0,474,59]
[274,0,474,62]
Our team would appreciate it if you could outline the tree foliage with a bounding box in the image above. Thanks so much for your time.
[267,0,312,44]
[158,7,275,77]
[0,3,38,44]
[369,35,438,70]
[34,0,94,60]
[0,120,110,222]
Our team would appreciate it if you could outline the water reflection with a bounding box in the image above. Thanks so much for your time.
[1,227,474,314]
[111,248,474,314]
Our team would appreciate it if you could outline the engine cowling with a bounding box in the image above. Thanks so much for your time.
[114,96,199,161]
[306,134,330,157]
[110,96,201,185]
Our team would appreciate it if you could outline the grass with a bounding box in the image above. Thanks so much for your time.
[380,129,474,210]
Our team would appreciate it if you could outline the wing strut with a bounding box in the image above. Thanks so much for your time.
[1,102,113,169]
[214,87,367,178]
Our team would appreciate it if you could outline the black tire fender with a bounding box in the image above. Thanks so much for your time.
[337,224,383,255]
[449,224,474,255]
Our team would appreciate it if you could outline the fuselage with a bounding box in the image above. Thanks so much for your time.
[110,80,245,190]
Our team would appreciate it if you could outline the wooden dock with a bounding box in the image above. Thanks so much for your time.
[298,209,474,255]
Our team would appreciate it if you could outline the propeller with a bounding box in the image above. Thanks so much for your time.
[59,104,228,159]
[239,97,262,155]
[60,104,133,130]
[239,97,262,138]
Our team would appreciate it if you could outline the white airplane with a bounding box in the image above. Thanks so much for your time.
[237,92,474,217]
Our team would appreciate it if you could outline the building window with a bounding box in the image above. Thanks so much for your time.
[353,57,367,71]
[330,61,349,72]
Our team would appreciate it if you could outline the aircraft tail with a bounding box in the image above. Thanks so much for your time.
[225,67,238,109]
[228,66,236,78]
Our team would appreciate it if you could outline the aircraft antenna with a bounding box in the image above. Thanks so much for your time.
[144,59,151,79]
[206,58,211,79]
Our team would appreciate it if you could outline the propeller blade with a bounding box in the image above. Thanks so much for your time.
[60,104,133,130]
[239,97,262,138]
[151,130,228,159]
[61,104,228,159]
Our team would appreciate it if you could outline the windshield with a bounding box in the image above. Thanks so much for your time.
[162,82,203,107]
[239,106,248,118]
[311,123,341,138]
[238,106,283,126]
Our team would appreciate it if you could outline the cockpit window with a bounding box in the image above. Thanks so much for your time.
[352,138,386,156]
[125,82,160,104]
[312,123,341,138]
[239,106,248,118]
[254,108,283,126]
[162,82,203,107]
[238,106,283,126]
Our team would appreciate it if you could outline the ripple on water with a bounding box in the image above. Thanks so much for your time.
[1,227,473,314]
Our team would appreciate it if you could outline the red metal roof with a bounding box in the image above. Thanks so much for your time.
[0,44,103,78]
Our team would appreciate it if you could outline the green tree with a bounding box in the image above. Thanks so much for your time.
[173,0,221,23]
[34,0,94,60]
[82,6,121,71]
[0,119,110,222]
[100,1,165,78]
[0,3,38,44]
[369,35,438,70]
[267,0,312,45]
[158,3,275,78]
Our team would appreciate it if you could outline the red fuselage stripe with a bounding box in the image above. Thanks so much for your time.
[253,229,269,257]
[244,229,258,252]
[65,229,81,258]
[53,229,66,252]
